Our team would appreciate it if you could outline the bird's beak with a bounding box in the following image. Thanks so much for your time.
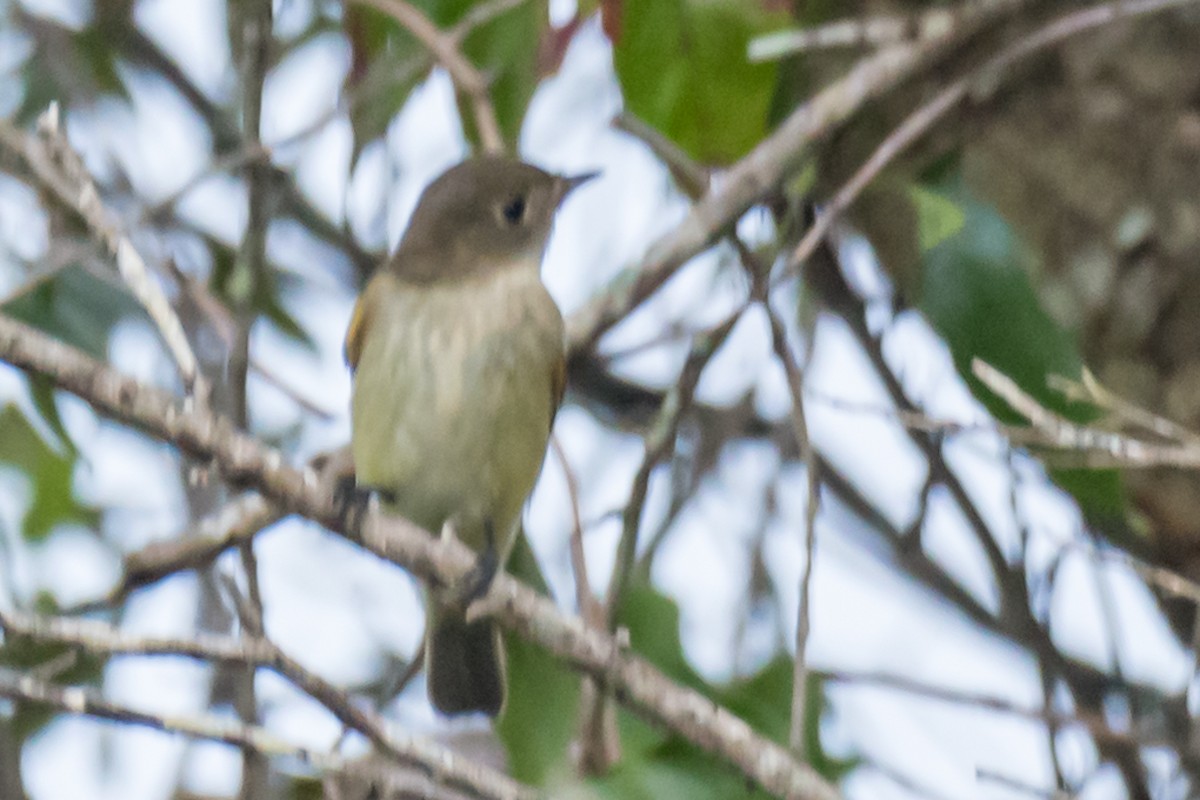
[556,170,601,202]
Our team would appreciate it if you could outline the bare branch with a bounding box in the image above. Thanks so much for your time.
[0,667,343,770]
[0,312,842,800]
[109,493,278,605]
[606,309,743,625]
[973,359,1200,469]
[231,1,275,793]
[748,0,1009,59]
[761,299,821,757]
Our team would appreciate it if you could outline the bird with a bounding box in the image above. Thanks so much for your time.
[344,156,595,715]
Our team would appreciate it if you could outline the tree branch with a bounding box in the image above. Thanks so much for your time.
[0,667,343,770]
[230,0,275,793]
[0,312,841,800]
[0,608,537,800]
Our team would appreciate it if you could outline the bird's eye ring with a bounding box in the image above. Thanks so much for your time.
[501,195,526,226]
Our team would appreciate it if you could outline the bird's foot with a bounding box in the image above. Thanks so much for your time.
[436,519,500,613]
[333,477,395,539]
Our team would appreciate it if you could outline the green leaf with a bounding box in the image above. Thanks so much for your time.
[497,532,581,785]
[2,265,140,360]
[592,741,774,800]
[916,177,1125,523]
[909,184,965,253]
[261,292,316,351]
[455,0,544,149]
[715,655,792,744]
[0,405,98,541]
[344,6,429,164]
[74,26,129,100]
[795,673,859,782]
[610,0,787,165]
[16,57,65,126]
[919,182,1082,419]
[616,585,705,693]
[284,776,324,800]
[345,0,546,154]
[28,377,75,456]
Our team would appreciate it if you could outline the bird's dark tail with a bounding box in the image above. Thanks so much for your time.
[425,609,506,716]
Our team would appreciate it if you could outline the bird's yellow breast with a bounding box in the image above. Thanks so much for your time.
[350,263,564,552]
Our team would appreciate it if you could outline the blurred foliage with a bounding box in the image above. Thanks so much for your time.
[1,267,140,361]
[345,5,430,162]
[0,593,105,743]
[503,535,852,796]
[0,403,96,542]
[0,267,129,537]
[497,533,582,784]
[917,179,1083,416]
[913,176,1126,526]
[345,0,546,158]
[607,0,789,165]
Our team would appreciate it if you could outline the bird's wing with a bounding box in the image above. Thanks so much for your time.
[344,273,386,372]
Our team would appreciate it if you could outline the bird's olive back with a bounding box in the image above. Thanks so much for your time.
[389,157,563,283]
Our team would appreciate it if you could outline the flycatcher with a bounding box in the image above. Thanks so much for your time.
[344,156,594,716]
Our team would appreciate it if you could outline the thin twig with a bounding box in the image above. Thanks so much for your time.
[819,669,1147,748]
[761,299,820,757]
[348,0,505,153]
[612,112,710,199]
[271,0,520,156]
[605,309,744,626]
[448,0,528,41]
[552,434,620,774]
[1048,370,1200,447]
[748,0,1004,59]
[976,768,1074,799]
[1008,452,1068,792]
[552,436,599,625]
[973,359,1200,469]
[0,667,344,770]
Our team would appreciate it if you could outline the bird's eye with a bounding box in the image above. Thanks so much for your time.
[501,195,526,226]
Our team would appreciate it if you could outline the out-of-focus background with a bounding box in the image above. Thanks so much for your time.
[2,0,1200,798]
